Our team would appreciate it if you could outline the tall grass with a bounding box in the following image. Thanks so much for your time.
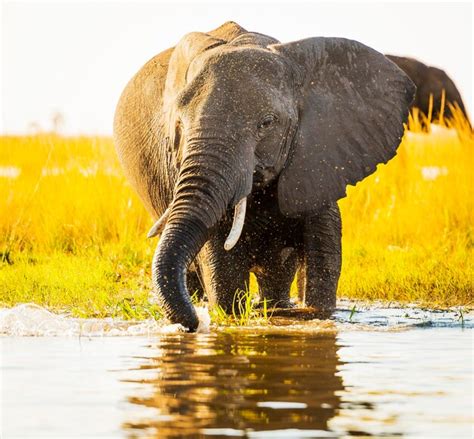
[0,107,472,316]
[0,135,149,253]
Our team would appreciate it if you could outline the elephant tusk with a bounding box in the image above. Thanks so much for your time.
[147,208,171,238]
[224,197,247,251]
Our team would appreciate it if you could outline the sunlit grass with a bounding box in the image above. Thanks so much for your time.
[0,135,149,254]
[208,289,269,327]
[0,106,472,319]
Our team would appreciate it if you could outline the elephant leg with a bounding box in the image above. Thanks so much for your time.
[303,202,342,315]
[255,245,299,308]
[187,263,205,301]
[197,227,252,314]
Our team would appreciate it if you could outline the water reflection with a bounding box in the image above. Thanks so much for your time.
[2,323,470,437]
[123,331,349,437]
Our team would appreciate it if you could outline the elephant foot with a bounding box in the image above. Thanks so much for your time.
[305,298,336,320]
[255,298,296,310]
[268,306,317,319]
[268,306,334,320]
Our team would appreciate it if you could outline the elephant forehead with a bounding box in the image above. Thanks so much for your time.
[189,47,290,83]
[182,76,290,123]
[177,49,293,119]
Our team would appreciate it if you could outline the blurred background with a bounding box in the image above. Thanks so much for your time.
[1,0,472,134]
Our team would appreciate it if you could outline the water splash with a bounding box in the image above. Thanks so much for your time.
[0,301,470,337]
[196,306,211,333]
[0,303,187,337]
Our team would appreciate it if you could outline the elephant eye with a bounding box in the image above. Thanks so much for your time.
[257,114,278,133]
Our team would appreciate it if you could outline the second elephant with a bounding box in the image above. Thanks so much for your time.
[387,55,469,122]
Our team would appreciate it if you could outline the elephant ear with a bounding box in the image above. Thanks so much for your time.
[270,37,415,217]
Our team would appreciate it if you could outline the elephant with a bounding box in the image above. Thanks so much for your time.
[386,55,469,122]
[114,21,415,332]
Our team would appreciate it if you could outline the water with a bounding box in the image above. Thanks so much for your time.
[1,304,473,438]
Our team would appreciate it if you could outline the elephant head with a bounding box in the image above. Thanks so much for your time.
[126,22,415,331]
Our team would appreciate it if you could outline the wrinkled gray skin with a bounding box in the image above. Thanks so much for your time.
[386,55,469,122]
[114,22,415,332]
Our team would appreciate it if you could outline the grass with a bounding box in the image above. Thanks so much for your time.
[0,107,472,320]
[208,290,269,326]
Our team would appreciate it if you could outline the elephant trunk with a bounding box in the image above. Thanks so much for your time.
[152,142,250,331]
[152,214,206,331]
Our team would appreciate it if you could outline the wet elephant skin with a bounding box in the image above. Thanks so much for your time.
[114,21,415,330]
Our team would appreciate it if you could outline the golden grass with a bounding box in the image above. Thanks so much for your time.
[0,107,472,317]
[336,107,473,307]
[0,135,148,253]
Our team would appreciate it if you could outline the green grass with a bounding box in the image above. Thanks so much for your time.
[207,289,270,326]
[0,244,160,319]
[338,243,473,307]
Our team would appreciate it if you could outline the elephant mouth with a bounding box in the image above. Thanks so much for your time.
[253,166,277,188]
[149,193,248,252]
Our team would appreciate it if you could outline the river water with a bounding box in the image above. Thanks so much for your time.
[0,303,472,438]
